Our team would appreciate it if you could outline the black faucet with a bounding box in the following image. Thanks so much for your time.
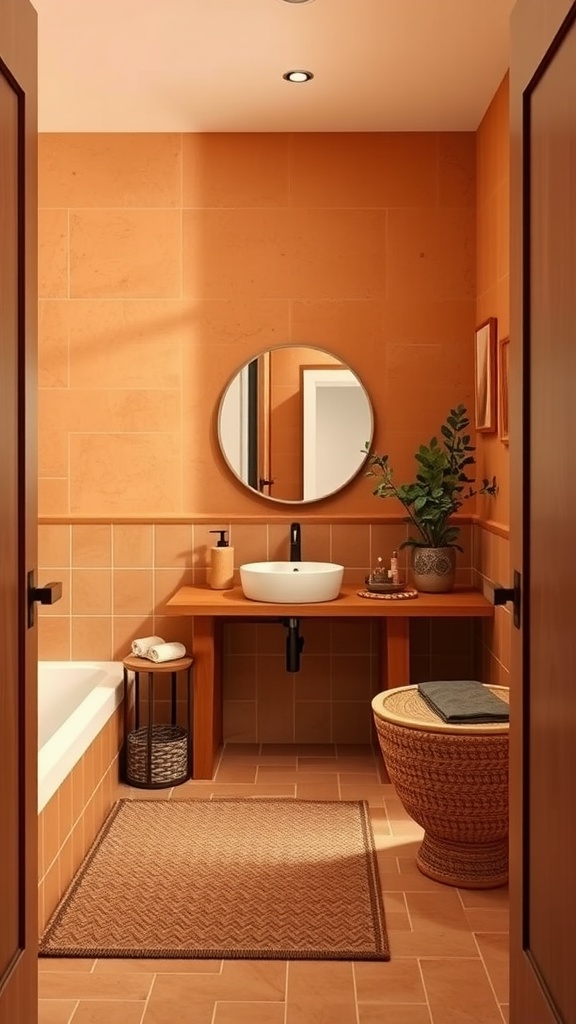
[289,522,301,561]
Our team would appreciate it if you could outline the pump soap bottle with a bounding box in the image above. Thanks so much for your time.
[209,530,234,590]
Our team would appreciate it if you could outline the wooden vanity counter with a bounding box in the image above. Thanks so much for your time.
[165,584,493,779]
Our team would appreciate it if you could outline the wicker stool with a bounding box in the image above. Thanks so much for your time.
[372,684,509,888]
[122,654,193,789]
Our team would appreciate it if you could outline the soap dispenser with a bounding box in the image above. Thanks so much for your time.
[209,530,234,590]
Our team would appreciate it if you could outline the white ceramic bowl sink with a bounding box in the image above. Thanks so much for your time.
[239,561,344,603]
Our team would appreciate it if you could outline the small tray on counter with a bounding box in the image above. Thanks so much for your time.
[363,578,407,594]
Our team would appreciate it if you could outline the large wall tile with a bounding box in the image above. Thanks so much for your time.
[39,208,68,298]
[70,210,181,299]
[69,434,182,514]
[387,207,475,301]
[38,301,69,387]
[67,300,186,390]
[39,133,181,208]
[290,133,439,208]
[182,133,290,207]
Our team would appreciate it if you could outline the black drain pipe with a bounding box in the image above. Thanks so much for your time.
[280,617,305,672]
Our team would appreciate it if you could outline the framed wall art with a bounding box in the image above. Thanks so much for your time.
[474,317,497,433]
[498,335,510,444]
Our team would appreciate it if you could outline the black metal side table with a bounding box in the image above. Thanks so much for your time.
[122,654,193,789]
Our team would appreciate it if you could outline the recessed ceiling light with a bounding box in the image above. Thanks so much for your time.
[283,70,314,83]
[280,0,316,5]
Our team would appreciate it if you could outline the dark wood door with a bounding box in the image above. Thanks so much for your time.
[0,1,38,1022]
[510,1,576,1021]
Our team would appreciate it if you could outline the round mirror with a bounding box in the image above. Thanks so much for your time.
[217,345,374,504]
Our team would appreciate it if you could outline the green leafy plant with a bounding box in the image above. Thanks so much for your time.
[364,404,497,551]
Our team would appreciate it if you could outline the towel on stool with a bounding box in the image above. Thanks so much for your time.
[131,635,165,658]
[147,641,187,663]
[417,680,509,724]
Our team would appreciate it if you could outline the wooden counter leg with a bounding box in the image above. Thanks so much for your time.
[383,617,411,689]
[191,616,221,779]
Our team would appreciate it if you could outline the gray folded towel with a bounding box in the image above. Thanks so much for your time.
[417,680,509,724]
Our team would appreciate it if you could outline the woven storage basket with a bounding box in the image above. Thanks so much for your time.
[126,724,189,788]
[372,684,509,889]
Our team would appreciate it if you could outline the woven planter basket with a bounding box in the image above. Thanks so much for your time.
[372,685,509,888]
[126,724,189,789]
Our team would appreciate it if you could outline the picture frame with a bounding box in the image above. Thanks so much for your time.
[498,335,510,444]
[474,317,497,433]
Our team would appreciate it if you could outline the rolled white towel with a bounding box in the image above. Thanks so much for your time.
[131,635,165,658]
[147,641,187,663]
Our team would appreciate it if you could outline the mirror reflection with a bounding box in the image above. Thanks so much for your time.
[218,345,374,504]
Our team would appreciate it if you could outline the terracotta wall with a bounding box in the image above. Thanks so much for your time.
[474,75,511,689]
[37,130,481,743]
[38,131,477,517]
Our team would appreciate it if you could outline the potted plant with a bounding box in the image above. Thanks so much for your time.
[364,404,496,592]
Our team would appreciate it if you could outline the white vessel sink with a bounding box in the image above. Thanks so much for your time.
[239,561,344,603]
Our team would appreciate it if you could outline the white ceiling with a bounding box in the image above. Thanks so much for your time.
[33,0,514,133]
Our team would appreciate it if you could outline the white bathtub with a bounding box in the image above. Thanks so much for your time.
[38,661,124,812]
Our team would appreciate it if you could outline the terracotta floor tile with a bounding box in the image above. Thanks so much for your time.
[168,783,217,799]
[358,1007,432,1024]
[261,743,307,755]
[475,932,510,1003]
[213,1002,286,1024]
[211,784,297,797]
[38,972,154,1000]
[381,893,411,930]
[465,908,509,932]
[396,861,457,892]
[297,743,339,756]
[336,744,376,757]
[295,783,341,800]
[458,886,509,909]
[369,808,392,836]
[354,959,426,1003]
[420,957,503,1023]
[286,961,357,1024]
[339,784,387,805]
[38,1000,78,1024]
[296,756,340,769]
[406,890,472,929]
[338,771,382,784]
[255,769,336,784]
[142,997,215,1024]
[70,1000,146,1023]
[377,869,449,894]
[93,957,222,973]
[39,959,96,972]
[213,766,258,782]
[150,960,286,1003]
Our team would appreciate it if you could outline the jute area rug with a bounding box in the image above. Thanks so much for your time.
[40,798,389,961]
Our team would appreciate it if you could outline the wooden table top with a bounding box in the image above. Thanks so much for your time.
[165,584,494,619]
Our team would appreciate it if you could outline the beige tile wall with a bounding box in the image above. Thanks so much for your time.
[38,708,123,936]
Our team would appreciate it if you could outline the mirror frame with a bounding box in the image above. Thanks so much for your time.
[217,344,374,505]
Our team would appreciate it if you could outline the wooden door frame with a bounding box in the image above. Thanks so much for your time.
[509,0,576,1019]
[0,0,38,1021]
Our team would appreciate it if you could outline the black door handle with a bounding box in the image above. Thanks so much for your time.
[483,570,521,629]
[27,571,63,627]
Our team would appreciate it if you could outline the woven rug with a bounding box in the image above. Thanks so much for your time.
[39,798,389,961]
